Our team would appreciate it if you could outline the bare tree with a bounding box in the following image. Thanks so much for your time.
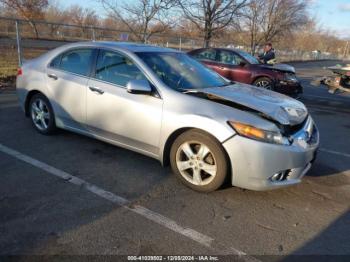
[99,0,176,43]
[262,0,309,43]
[0,0,48,38]
[44,0,68,37]
[66,5,99,28]
[178,0,247,47]
[243,0,309,54]
[288,20,347,55]
[242,0,264,54]
[100,15,126,40]
[65,5,99,38]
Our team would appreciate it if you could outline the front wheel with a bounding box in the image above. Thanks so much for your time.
[253,77,274,90]
[170,130,228,192]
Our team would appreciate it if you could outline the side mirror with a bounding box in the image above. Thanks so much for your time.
[239,61,246,67]
[126,79,152,95]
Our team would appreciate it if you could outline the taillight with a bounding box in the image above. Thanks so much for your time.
[17,68,22,76]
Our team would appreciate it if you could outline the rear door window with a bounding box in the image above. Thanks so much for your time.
[192,49,217,62]
[217,50,244,65]
[49,55,61,68]
[94,50,146,87]
[51,49,94,77]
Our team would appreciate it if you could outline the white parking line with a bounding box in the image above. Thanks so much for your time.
[0,143,258,261]
[320,148,350,158]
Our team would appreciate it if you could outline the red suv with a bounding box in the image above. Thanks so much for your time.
[188,48,302,97]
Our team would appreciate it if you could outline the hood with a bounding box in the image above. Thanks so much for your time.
[260,63,296,74]
[194,84,308,126]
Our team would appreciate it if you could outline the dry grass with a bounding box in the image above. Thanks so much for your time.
[0,47,18,79]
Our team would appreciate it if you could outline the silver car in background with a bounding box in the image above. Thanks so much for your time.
[16,42,319,192]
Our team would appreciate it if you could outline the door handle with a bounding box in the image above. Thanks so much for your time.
[89,86,104,94]
[47,73,58,80]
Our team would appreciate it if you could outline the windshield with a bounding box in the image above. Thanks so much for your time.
[136,52,229,91]
[237,50,260,65]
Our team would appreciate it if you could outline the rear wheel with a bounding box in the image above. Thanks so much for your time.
[340,77,350,89]
[254,77,274,90]
[170,130,228,192]
[29,93,56,135]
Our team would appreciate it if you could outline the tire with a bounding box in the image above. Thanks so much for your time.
[29,93,56,135]
[170,130,228,192]
[340,77,350,89]
[253,77,274,90]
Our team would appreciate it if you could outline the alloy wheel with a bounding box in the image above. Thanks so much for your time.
[31,98,50,131]
[175,141,217,186]
[255,80,272,89]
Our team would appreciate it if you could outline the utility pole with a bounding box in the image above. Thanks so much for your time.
[91,26,96,41]
[344,41,349,59]
[15,20,22,66]
[345,41,349,58]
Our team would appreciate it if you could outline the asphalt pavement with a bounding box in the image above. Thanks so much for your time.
[0,60,349,261]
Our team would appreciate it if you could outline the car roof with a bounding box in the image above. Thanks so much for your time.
[191,47,243,53]
[65,41,180,53]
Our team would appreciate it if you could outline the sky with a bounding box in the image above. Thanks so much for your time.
[309,0,350,39]
[60,0,350,39]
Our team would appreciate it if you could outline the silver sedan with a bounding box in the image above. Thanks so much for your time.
[16,42,319,192]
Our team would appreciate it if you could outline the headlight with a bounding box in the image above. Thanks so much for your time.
[284,73,297,81]
[228,121,290,145]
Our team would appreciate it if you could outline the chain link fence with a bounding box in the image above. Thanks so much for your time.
[0,16,344,82]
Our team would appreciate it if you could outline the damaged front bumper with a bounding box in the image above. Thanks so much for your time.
[274,79,303,97]
[223,116,319,191]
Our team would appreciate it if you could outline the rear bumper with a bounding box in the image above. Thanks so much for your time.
[16,78,26,113]
[223,116,319,191]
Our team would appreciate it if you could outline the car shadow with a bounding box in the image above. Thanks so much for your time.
[282,211,350,259]
[306,161,346,177]
[0,92,173,255]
